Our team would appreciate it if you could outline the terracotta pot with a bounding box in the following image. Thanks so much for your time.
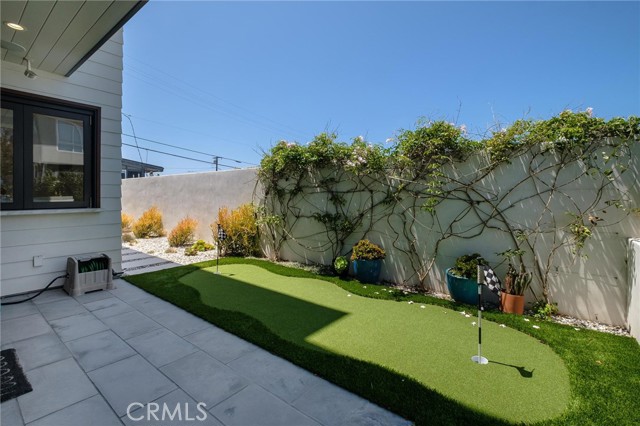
[501,293,525,315]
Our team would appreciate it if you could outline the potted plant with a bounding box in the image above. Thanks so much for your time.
[500,263,532,315]
[445,253,486,305]
[497,249,533,314]
[351,239,385,283]
[333,256,349,277]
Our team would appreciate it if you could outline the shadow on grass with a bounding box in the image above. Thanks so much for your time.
[126,262,513,426]
[488,360,534,378]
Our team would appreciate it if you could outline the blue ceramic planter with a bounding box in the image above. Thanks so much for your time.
[445,268,478,305]
[353,259,382,283]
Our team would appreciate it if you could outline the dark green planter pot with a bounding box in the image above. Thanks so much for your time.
[353,259,382,283]
[445,268,478,305]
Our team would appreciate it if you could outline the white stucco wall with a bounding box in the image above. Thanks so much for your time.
[628,238,640,343]
[118,163,639,327]
[0,31,125,296]
[121,168,259,241]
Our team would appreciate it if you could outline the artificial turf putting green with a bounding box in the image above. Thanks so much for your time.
[178,264,569,424]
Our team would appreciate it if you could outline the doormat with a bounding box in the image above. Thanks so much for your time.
[1,348,33,402]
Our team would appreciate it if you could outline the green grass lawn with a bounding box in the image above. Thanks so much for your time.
[126,258,640,426]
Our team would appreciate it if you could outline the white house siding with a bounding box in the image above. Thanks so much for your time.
[0,30,124,296]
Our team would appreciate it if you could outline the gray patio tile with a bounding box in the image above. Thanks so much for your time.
[210,384,321,426]
[0,301,39,321]
[74,289,115,305]
[145,308,210,337]
[128,297,175,317]
[335,402,413,426]
[160,351,249,408]
[85,298,135,319]
[66,330,136,372]
[49,312,108,342]
[228,349,322,403]
[1,332,71,371]
[126,328,199,367]
[121,389,223,426]
[186,327,258,364]
[109,281,151,303]
[17,358,97,423]
[129,263,181,274]
[37,298,88,321]
[292,380,370,425]
[1,313,52,344]
[1,398,24,426]
[30,289,68,305]
[88,355,176,417]
[27,395,122,426]
[101,311,161,340]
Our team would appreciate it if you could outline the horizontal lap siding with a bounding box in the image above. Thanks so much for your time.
[0,30,125,296]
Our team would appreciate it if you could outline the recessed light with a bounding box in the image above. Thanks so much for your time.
[5,22,25,31]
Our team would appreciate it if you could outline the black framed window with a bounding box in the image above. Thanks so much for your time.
[1,90,100,210]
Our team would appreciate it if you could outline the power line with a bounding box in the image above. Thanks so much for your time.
[121,133,257,166]
[121,113,144,168]
[126,57,310,140]
[121,142,240,170]
[124,68,310,142]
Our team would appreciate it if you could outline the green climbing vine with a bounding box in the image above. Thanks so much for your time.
[257,109,640,304]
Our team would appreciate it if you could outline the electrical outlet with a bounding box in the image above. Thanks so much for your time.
[33,255,44,267]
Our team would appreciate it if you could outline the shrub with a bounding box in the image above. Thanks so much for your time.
[333,256,349,274]
[213,204,260,257]
[351,240,386,261]
[121,213,133,233]
[122,233,136,244]
[185,239,215,256]
[132,206,165,238]
[450,253,486,279]
[168,217,198,247]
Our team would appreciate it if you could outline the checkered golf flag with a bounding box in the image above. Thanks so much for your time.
[480,264,501,294]
[217,224,227,241]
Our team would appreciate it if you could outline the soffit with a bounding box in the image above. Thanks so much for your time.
[1,0,146,77]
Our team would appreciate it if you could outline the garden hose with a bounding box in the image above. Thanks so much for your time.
[0,274,68,306]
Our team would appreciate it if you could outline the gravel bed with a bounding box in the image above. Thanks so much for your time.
[122,240,631,337]
[123,236,218,265]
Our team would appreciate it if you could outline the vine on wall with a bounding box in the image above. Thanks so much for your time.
[257,110,639,303]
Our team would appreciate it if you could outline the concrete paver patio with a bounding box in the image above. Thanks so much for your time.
[1,277,411,426]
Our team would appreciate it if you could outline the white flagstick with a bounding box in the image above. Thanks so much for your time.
[472,265,489,365]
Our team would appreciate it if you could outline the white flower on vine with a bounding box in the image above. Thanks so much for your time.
[541,141,554,152]
[460,124,467,134]
[385,138,393,144]
[356,135,364,142]
[586,107,593,117]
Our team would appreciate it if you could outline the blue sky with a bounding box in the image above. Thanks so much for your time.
[122,1,640,174]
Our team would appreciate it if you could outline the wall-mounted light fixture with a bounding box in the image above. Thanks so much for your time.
[23,58,37,79]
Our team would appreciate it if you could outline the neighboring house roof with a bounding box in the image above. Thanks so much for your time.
[122,158,164,174]
[1,0,147,77]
